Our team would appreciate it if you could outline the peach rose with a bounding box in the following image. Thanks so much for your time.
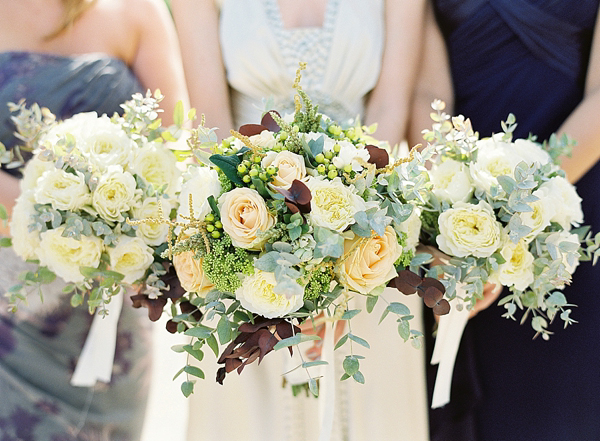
[340,226,402,294]
[261,151,306,189]
[218,188,276,250]
[173,251,215,297]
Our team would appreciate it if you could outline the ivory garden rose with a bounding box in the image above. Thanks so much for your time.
[490,238,535,291]
[92,165,139,223]
[429,158,473,204]
[131,141,181,196]
[261,150,306,189]
[34,168,91,211]
[177,166,221,222]
[107,236,154,284]
[173,251,215,297]
[235,270,303,318]
[307,177,366,232]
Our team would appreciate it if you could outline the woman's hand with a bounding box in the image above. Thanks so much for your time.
[299,313,347,361]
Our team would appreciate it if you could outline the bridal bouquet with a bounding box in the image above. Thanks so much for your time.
[6,92,187,315]
[416,100,599,338]
[152,72,438,397]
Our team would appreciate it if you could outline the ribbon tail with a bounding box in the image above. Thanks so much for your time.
[318,322,336,441]
[430,285,470,409]
[70,290,124,387]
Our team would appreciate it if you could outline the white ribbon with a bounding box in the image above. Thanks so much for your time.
[430,284,470,409]
[70,290,124,387]
[317,323,336,441]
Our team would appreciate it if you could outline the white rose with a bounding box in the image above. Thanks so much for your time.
[331,140,371,172]
[219,187,276,250]
[470,135,521,194]
[34,168,91,211]
[250,130,277,149]
[538,176,584,230]
[9,191,40,261]
[513,139,552,167]
[38,226,104,283]
[261,150,307,189]
[437,200,502,258]
[429,158,474,204]
[546,231,581,275]
[519,187,556,240]
[235,270,304,318]
[490,237,535,291]
[108,235,155,284]
[177,166,221,222]
[397,206,422,253]
[307,177,366,232]
[131,141,181,197]
[132,198,172,246]
[78,114,138,170]
[92,165,139,222]
[40,112,95,151]
[20,156,54,192]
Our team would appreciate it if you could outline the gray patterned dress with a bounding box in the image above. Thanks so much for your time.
[0,51,151,441]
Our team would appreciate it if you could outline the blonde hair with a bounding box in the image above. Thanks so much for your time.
[46,0,97,40]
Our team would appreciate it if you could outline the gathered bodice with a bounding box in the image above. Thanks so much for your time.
[0,51,142,150]
[219,0,384,127]
[433,0,599,140]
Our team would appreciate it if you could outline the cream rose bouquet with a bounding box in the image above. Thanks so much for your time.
[150,68,440,398]
[416,101,599,338]
[5,92,189,316]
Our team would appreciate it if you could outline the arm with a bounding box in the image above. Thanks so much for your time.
[407,2,453,148]
[129,0,190,125]
[364,0,427,149]
[0,172,20,236]
[171,0,233,135]
[557,9,600,183]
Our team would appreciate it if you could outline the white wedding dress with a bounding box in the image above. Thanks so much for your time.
[186,1,430,440]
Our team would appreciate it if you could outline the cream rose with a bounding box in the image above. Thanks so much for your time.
[261,151,306,189]
[470,135,521,194]
[307,177,366,232]
[235,270,304,318]
[429,158,473,204]
[546,231,581,275]
[10,191,40,261]
[513,139,552,167]
[177,166,221,223]
[92,165,139,223]
[132,198,172,246]
[107,235,154,284]
[20,156,54,192]
[538,176,584,230]
[38,226,104,283]
[519,187,556,240]
[131,141,181,196]
[437,200,502,258]
[490,237,535,291]
[34,168,91,211]
[219,187,276,250]
[340,226,402,294]
[173,251,215,296]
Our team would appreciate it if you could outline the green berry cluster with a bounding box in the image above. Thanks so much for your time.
[303,267,334,300]
[204,213,224,239]
[314,145,354,180]
[236,155,279,189]
[327,123,359,142]
[202,235,254,293]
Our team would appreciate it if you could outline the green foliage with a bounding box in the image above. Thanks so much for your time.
[202,235,254,293]
[303,267,334,300]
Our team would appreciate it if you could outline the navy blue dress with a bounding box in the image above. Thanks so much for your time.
[427,1,600,440]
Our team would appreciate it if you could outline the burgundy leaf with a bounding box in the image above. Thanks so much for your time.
[179,301,203,321]
[420,277,446,294]
[278,180,312,214]
[261,110,281,132]
[238,317,281,333]
[365,145,390,169]
[422,286,444,309]
[432,299,451,316]
[257,331,278,364]
[276,321,300,341]
[217,341,237,364]
[225,357,243,373]
[239,124,268,137]
[130,294,167,322]
[166,319,178,334]
[216,367,226,384]
[159,263,186,300]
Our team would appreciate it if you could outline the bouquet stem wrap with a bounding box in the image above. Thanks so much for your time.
[70,290,124,387]
[318,323,336,441]
[430,284,470,409]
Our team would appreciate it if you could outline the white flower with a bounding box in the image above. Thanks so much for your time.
[34,168,91,211]
[546,231,581,275]
[518,187,556,241]
[250,130,277,149]
[92,165,139,223]
[397,206,422,253]
[38,226,104,283]
[235,270,304,318]
[331,140,371,172]
[437,200,502,258]
[307,177,366,232]
[538,176,584,230]
[20,156,54,192]
[40,112,95,150]
[131,141,181,197]
[490,237,535,291]
[513,139,552,167]
[177,166,221,223]
[261,150,306,189]
[108,235,154,284]
[304,132,337,152]
[429,158,474,204]
[470,135,521,194]
[132,198,172,246]
[9,191,40,261]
